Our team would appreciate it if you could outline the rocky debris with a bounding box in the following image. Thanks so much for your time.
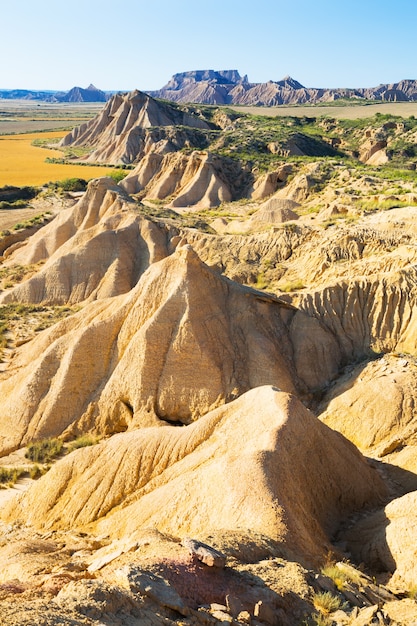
[1,112,417,625]
[114,567,188,615]
[315,561,397,608]
[181,538,226,568]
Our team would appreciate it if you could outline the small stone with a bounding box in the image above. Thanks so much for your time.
[211,609,233,623]
[351,604,379,626]
[182,537,226,568]
[253,600,275,623]
[237,611,251,623]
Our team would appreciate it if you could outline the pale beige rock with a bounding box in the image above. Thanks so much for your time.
[275,164,318,203]
[318,355,417,452]
[383,598,417,624]
[296,267,417,360]
[3,387,387,567]
[359,138,388,164]
[343,490,417,590]
[0,178,170,305]
[0,539,65,584]
[0,243,345,454]
[60,89,209,165]
[250,166,292,200]
[247,197,300,229]
[121,151,233,208]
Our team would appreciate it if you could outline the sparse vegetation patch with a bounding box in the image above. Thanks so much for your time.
[25,438,64,463]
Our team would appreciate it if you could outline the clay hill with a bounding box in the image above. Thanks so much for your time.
[151,70,417,105]
[2,97,417,624]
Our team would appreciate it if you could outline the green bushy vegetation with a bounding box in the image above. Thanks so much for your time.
[25,438,64,463]
[187,107,417,180]
[0,185,39,202]
[25,434,101,464]
[49,177,88,192]
[312,591,344,614]
[0,466,26,487]
[66,434,101,452]
[107,169,128,184]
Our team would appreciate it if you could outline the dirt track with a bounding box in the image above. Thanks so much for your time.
[0,207,39,230]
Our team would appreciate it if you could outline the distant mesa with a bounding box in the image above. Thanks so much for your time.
[150,70,417,106]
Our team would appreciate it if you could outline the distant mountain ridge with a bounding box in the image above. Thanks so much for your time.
[2,73,417,106]
[57,83,108,103]
[0,84,110,103]
[150,70,417,106]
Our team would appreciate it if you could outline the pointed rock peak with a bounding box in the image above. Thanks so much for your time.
[279,76,305,89]
[86,83,99,91]
[177,243,201,264]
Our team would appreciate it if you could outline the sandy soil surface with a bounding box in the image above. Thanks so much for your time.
[0,208,42,230]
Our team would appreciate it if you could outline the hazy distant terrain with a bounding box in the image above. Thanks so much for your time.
[0,101,103,135]
[232,101,417,118]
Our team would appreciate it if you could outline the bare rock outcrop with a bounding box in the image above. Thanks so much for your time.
[248,197,300,228]
[151,70,417,106]
[250,165,292,200]
[295,266,417,363]
[3,386,387,567]
[343,490,417,590]
[0,244,342,455]
[318,355,417,455]
[60,90,210,164]
[0,178,170,305]
[121,150,240,208]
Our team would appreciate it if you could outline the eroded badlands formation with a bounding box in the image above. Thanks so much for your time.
[1,92,417,625]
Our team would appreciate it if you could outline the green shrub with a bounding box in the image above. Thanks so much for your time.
[29,464,49,479]
[312,591,343,615]
[66,434,100,452]
[54,178,88,192]
[0,466,25,486]
[25,438,63,463]
[108,169,127,184]
[0,185,38,202]
[321,564,349,590]
[278,279,305,292]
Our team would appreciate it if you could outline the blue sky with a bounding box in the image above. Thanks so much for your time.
[1,0,416,91]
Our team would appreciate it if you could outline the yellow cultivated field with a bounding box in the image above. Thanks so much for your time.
[0,131,119,187]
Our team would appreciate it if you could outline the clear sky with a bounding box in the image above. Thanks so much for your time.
[1,0,416,92]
